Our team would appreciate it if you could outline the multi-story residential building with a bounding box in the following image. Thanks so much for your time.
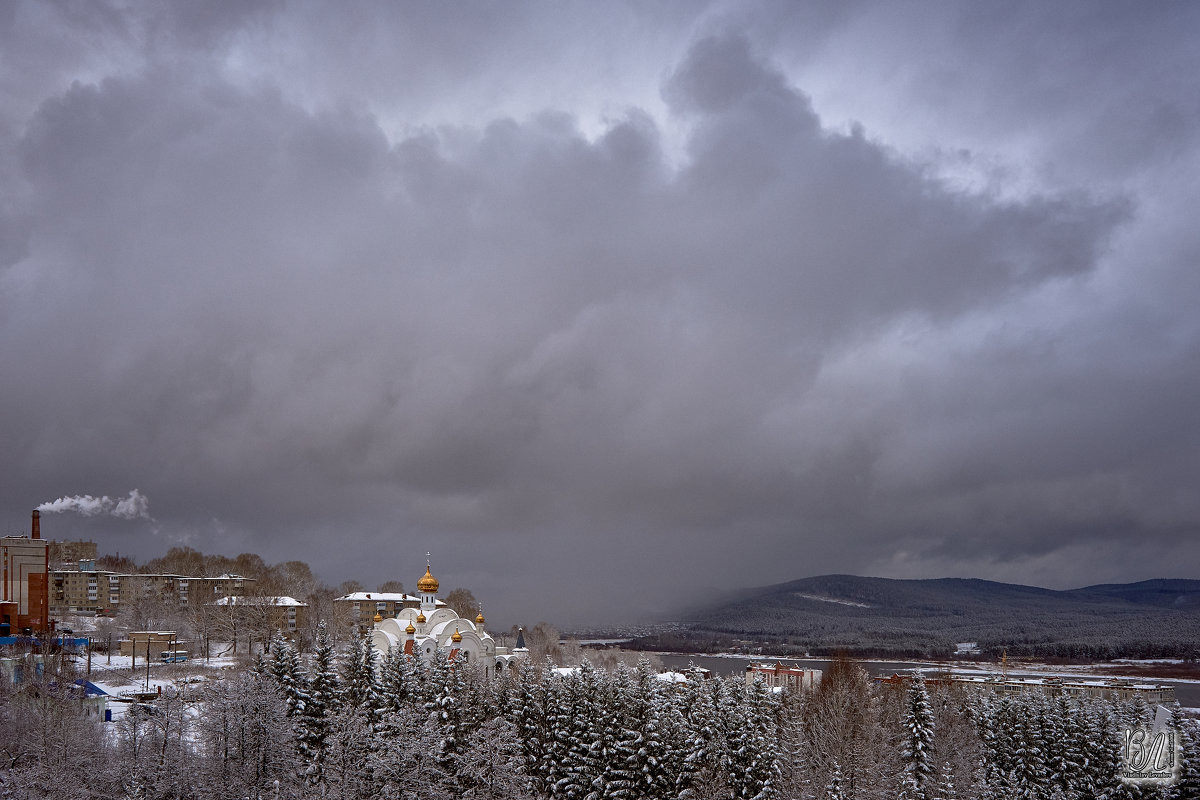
[876,671,1177,703]
[47,539,97,570]
[50,565,254,615]
[212,595,307,637]
[334,591,445,634]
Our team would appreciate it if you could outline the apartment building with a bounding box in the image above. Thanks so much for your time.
[212,595,307,636]
[334,591,445,634]
[50,565,254,615]
[48,539,97,570]
[876,672,1177,703]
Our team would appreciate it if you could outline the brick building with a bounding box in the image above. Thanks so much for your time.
[2,511,50,634]
[746,661,823,691]
[50,567,254,615]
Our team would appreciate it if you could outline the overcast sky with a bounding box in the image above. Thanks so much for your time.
[3,1,1199,627]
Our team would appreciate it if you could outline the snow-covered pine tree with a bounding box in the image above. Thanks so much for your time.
[603,661,641,800]
[576,660,614,800]
[1012,692,1048,799]
[590,664,624,800]
[543,663,576,800]
[630,657,674,800]
[326,633,384,797]
[511,659,552,798]
[723,676,780,800]
[369,709,452,800]
[1086,699,1124,799]
[937,759,957,800]
[773,683,808,800]
[298,620,339,787]
[1045,692,1080,798]
[897,768,924,800]
[457,716,532,800]
[378,642,417,715]
[655,680,691,800]
[747,675,782,800]
[323,701,382,800]
[1169,713,1200,800]
[824,760,846,800]
[427,648,469,772]
[267,634,309,718]
[901,672,936,800]
[411,645,441,712]
[977,692,1019,794]
[1123,694,1152,731]
[249,648,268,676]
[677,672,727,799]
[552,663,597,800]
[340,630,380,712]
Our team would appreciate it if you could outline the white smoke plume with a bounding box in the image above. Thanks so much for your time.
[37,489,152,520]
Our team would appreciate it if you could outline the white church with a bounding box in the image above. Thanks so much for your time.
[369,559,527,678]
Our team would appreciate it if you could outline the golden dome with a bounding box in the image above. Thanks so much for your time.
[416,612,426,623]
[417,565,439,593]
[373,612,383,623]
[475,612,485,625]
[405,621,416,635]
[451,627,462,643]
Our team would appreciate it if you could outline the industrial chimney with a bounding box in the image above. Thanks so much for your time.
[31,509,40,539]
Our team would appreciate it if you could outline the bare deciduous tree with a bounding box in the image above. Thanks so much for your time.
[444,587,480,619]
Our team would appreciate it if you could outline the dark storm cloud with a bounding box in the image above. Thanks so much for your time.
[2,1,1198,624]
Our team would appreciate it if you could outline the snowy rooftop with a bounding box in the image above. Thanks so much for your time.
[338,592,419,602]
[655,671,691,683]
[212,595,305,606]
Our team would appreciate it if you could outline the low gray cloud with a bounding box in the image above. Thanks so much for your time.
[2,2,1198,625]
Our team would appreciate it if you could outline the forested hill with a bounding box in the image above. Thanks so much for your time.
[635,575,1200,660]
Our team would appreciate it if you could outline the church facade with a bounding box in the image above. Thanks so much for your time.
[368,561,526,678]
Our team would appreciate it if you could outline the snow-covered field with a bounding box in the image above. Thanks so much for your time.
[76,649,246,720]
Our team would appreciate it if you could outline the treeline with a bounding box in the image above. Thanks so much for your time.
[657,575,1200,660]
[5,637,1199,799]
[97,546,329,597]
[85,545,490,657]
[632,627,1200,662]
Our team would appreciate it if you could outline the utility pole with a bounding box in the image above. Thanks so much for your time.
[144,637,150,690]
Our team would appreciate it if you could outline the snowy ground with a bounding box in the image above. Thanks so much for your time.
[73,647,247,721]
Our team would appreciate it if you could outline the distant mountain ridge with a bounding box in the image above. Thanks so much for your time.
[638,575,1200,660]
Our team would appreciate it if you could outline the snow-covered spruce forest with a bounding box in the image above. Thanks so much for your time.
[3,629,1199,799]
